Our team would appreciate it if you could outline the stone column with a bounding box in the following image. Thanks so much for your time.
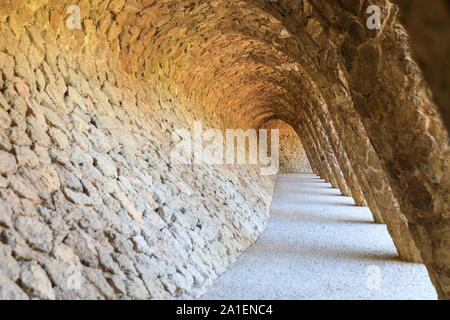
[302,107,351,196]
[294,120,326,179]
[300,113,339,188]
[293,127,320,176]
[323,82,423,261]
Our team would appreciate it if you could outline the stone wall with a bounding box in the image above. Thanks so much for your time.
[266,120,312,173]
[0,5,276,299]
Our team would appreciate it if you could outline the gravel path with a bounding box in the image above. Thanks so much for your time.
[200,174,437,300]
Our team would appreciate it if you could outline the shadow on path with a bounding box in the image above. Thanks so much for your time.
[200,174,436,300]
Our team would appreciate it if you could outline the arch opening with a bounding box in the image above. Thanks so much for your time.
[0,0,448,300]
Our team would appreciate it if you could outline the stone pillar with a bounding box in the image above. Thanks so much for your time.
[302,107,351,197]
[323,83,423,261]
[294,121,326,179]
[393,0,450,134]
[297,118,333,184]
[306,101,367,206]
[347,19,450,297]
[300,114,339,188]
[294,127,320,176]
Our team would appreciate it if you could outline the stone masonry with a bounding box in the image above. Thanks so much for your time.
[0,0,448,300]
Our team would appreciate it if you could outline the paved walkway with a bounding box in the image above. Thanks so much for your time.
[201,174,436,300]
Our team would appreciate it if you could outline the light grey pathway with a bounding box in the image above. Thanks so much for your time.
[201,174,437,300]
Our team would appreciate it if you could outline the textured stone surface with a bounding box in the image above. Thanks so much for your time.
[202,174,436,300]
[0,2,276,299]
[0,0,448,300]
[393,0,450,134]
[265,120,311,173]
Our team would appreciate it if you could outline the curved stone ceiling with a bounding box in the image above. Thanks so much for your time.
[0,0,448,299]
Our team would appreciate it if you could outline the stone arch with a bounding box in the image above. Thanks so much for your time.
[0,0,448,299]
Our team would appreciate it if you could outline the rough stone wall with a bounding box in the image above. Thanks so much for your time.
[0,4,276,299]
[0,0,448,300]
[265,120,311,173]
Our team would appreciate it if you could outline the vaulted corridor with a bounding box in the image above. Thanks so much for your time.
[201,174,436,300]
[0,1,448,301]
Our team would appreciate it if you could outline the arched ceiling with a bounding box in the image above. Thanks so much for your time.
[76,0,346,129]
[0,0,384,130]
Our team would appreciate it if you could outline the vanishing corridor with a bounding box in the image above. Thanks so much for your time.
[0,1,448,300]
[201,174,437,300]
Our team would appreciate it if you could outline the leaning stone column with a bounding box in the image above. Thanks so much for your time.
[294,120,328,180]
[293,126,320,176]
[297,118,334,184]
[311,100,367,206]
[345,10,450,296]
[300,113,339,188]
[302,108,351,196]
[303,43,423,262]
[306,101,367,205]
[324,96,386,225]
[323,82,423,262]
